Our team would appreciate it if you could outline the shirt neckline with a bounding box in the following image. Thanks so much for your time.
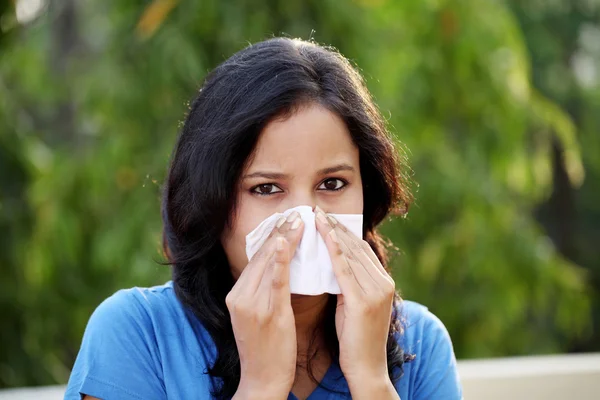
[287,362,349,400]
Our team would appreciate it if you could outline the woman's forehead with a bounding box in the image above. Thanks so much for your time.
[248,105,359,174]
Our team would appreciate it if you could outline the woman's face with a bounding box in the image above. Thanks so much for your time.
[221,104,364,278]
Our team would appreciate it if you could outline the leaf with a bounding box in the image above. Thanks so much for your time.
[136,0,178,40]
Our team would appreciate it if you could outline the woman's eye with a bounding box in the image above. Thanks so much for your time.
[252,184,283,195]
[318,178,346,191]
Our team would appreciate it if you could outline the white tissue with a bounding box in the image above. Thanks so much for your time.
[245,205,363,295]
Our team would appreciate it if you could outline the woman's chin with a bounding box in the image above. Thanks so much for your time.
[290,293,330,308]
[291,293,327,299]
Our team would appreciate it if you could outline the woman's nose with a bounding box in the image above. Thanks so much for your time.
[286,191,317,211]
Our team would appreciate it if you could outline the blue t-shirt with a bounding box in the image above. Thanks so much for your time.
[65,282,462,399]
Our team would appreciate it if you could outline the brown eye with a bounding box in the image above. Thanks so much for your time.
[318,178,346,191]
[252,184,283,195]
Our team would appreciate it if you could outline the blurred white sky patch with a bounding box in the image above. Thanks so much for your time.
[572,23,600,88]
[16,0,46,25]
[579,23,600,54]
[572,51,597,88]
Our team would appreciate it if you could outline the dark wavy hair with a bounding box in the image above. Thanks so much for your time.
[162,37,413,399]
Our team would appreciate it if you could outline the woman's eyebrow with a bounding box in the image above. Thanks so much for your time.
[317,163,355,175]
[243,171,290,180]
[243,164,354,180]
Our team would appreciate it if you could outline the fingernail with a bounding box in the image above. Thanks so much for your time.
[316,210,329,225]
[277,236,285,251]
[276,216,287,228]
[290,218,302,230]
[327,215,338,226]
[329,229,339,243]
[286,211,299,223]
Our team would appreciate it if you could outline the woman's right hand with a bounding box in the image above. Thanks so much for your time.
[227,211,304,400]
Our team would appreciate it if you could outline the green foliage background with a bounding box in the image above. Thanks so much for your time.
[1,0,598,388]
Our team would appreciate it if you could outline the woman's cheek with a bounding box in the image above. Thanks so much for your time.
[227,200,273,276]
[320,186,364,214]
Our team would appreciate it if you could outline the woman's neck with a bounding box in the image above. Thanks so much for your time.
[291,293,330,360]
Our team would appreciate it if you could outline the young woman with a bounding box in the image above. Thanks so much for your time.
[65,38,462,400]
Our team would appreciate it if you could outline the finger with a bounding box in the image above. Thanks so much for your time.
[236,211,305,299]
[332,219,388,278]
[245,214,288,265]
[253,235,288,311]
[238,211,297,287]
[235,236,278,298]
[239,214,287,289]
[329,214,394,288]
[276,211,305,253]
[268,236,292,311]
[259,212,304,309]
[252,210,303,264]
[252,234,286,311]
[359,240,395,283]
[315,208,362,298]
[328,219,380,294]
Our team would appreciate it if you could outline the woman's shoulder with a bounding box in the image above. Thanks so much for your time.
[81,282,179,337]
[398,300,448,332]
[394,300,463,400]
[65,281,217,399]
[85,280,215,347]
[396,299,455,356]
[91,281,177,321]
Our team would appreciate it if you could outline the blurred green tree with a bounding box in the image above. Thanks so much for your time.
[0,0,595,387]
[508,0,600,353]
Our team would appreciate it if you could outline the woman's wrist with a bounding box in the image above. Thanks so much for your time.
[347,373,399,400]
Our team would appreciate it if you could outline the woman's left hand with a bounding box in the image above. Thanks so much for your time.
[315,206,399,400]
